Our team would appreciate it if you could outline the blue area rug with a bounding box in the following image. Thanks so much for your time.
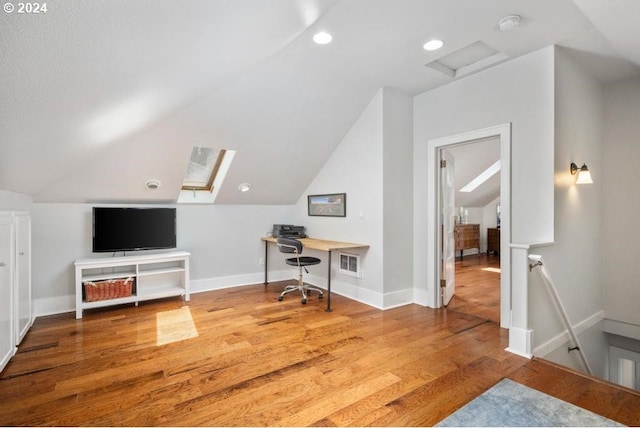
[436,378,624,427]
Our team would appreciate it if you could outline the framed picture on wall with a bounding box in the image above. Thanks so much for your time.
[308,193,346,217]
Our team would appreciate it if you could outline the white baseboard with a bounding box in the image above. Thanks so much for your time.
[34,295,75,317]
[190,269,294,294]
[533,310,605,357]
[33,271,413,318]
[303,273,413,310]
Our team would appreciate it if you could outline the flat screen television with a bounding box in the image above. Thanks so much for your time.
[93,207,177,253]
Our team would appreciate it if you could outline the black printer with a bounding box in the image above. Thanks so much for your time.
[272,224,307,239]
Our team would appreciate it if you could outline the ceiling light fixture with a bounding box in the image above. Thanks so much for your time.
[313,31,333,45]
[423,39,444,51]
[238,183,251,192]
[498,15,521,31]
[460,160,501,192]
[144,179,161,190]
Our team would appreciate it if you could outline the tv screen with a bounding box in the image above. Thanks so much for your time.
[93,207,177,253]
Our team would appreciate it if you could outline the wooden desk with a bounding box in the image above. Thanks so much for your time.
[262,237,369,312]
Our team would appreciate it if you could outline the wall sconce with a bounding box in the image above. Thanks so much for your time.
[570,162,593,184]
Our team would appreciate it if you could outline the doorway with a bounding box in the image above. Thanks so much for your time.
[426,124,511,329]
[444,139,501,323]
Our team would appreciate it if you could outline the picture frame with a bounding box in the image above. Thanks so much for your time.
[308,193,346,217]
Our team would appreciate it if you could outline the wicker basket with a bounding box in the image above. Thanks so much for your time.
[84,277,134,302]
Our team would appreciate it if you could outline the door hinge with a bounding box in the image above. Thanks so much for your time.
[440,279,446,288]
[440,159,447,168]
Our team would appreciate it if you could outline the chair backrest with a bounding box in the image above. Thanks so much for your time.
[277,237,303,255]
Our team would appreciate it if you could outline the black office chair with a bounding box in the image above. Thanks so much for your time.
[276,237,324,304]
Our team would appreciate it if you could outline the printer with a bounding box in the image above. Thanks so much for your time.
[272,224,307,239]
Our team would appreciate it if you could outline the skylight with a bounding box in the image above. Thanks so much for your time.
[182,147,226,191]
[460,160,500,193]
[178,147,236,204]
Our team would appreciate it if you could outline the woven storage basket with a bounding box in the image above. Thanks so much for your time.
[84,277,134,302]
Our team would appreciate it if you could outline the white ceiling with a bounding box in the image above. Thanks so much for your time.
[1,0,639,204]
[447,137,501,208]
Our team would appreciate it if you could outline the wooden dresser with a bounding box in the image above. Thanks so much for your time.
[454,224,479,259]
[487,227,500,256]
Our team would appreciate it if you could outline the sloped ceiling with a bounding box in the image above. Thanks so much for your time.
[447,138,501,208]
[1,0,639,204]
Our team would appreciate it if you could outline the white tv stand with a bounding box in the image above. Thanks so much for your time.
[74,251,190,319]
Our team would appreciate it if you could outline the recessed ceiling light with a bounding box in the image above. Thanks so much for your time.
[238,183,251,192]
[498,15,521,31]
[423,39,444,51]
[313,31,333,45]
[144,179,161,190]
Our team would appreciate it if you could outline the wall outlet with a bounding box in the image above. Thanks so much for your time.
[259,257,265,265]
[358,270,364,279]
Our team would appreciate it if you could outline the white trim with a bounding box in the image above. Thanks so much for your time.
[534,310,605,357]
[190,270,294,294]
[507,327,534,359]
[34,295,76,317]
[426,123,512,329]
[604,319,640,342]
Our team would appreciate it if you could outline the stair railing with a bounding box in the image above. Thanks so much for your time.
[528,254,593,376]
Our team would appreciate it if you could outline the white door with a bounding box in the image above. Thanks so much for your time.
[15,214,31,344]
[0,217,16,372]
[440,150,456,306]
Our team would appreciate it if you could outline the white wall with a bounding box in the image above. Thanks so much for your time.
[414,46,555,303]
[292,89,385,306]
[0,190,32,211]
[602,76,640,327]
[31,203,294,315]
[382,88,414,302]
[290,87,414,309]
[529,47,604,359]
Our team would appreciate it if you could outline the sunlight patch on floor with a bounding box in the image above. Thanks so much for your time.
[482,267,501,273]
[156,306,198,346]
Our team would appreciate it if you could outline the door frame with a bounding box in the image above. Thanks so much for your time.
[426,123,511,329]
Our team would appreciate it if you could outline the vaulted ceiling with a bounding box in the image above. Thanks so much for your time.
[2,0,639,204]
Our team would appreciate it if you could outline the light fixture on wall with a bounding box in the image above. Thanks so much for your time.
[570,162,593,184]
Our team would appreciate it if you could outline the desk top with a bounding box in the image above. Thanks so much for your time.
[262,236,369,252]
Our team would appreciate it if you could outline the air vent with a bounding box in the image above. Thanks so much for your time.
[339,253,361,278]
[426,41,509,79]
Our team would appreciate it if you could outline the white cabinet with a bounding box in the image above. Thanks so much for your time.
[75,251,190,319]
[0,216,16,373]
[0,211,31,372]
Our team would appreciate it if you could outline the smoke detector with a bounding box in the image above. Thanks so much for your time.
[498,15,521,31]
[144,179,161,190]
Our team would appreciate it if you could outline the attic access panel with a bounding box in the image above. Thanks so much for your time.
[426,40,508,79]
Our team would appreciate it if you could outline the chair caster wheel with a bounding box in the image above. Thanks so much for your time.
[278,296,284,301]
[301,299,307,304]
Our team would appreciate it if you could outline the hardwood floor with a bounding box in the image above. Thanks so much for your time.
[447,253,501,323]
[1,281,639,426]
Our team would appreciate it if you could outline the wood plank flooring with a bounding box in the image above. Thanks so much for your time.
[1,280,639,426]
[447,253,501,323]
